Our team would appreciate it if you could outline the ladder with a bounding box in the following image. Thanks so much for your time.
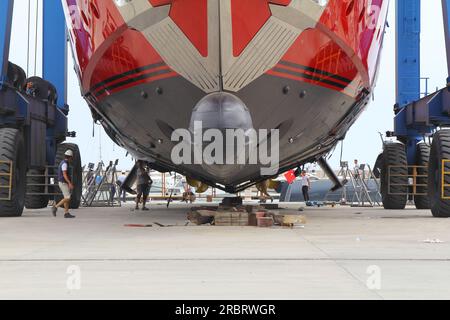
[0,160,13,201]
[81,161,104,205]
[82,160,122,207]
[350,164,382,207]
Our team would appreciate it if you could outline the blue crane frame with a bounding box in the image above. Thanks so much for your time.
[0,0,14,84]
[42,0,69,164]
[395,0,450,164]
[0,0,68,166]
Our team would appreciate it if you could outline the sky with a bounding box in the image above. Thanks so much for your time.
[7,0,449,172]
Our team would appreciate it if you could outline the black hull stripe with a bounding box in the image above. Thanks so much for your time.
[272,67,348,90]
[94,68,174,97]
[279,60,352,84]
[90,62,167,92]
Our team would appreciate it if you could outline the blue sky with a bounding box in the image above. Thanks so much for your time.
[7,0,448,171]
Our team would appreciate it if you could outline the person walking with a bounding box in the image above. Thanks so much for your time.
[51,150,76,219]
[135,161,152,211]
[300,170,311,202]
[117,171,127,203]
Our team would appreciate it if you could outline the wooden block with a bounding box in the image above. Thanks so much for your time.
[248,212,266,227]
[248,213,259,226]
[283,215,306,225]
[215,212,248,226]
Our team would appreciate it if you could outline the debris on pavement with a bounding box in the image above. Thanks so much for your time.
[124,224,153,228]
[187,211,215,225]
[187,205,307,229]
[153,222,176,228]
[422,239,445,244]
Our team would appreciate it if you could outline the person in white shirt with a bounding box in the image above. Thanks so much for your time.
[300,170,311,202]
[52,150,75,219]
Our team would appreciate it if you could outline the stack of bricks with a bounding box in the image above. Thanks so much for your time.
[215,212,249,226]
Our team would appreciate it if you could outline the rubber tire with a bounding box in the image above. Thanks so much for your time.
[0,128,27,217]
[55,143,82,209]
[25,77,58,105]
[25,169,50,209]
[414,143,431,209]
[380,143,408,210]
[7,62,26,91]
[373,153,383,179]
[428,130,450,217]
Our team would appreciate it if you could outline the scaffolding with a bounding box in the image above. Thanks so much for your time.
[81,160,121,207]
[327,161,382,207]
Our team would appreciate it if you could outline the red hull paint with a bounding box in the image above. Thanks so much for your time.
[150,0,209,57]
[269,27,363,97]
[64,0,179,93]
[318,0,387,85]
[231,0,291,57]
[64,0,387,100]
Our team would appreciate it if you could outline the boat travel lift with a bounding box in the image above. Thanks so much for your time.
[375,0,450,216]
[0,0,82,216]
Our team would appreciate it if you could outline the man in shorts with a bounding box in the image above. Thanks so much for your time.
[135,161,152,211]
[52,150,76,218]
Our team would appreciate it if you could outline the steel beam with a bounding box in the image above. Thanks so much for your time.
[0,0,14,84]
[396,0,421,107]
[42,0,67,109]
[394,0,425,164]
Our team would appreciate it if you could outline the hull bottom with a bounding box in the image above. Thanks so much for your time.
[89,74,369,192]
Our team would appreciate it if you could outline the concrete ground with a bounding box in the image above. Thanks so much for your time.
[1,202,450,300]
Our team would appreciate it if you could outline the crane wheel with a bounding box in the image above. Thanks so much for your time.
[414,143,431,209]
[25,169,50,209]
[428,130,450,217]
[380,142,408,210]
[7,62,26,91]
[0,128,27,217]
